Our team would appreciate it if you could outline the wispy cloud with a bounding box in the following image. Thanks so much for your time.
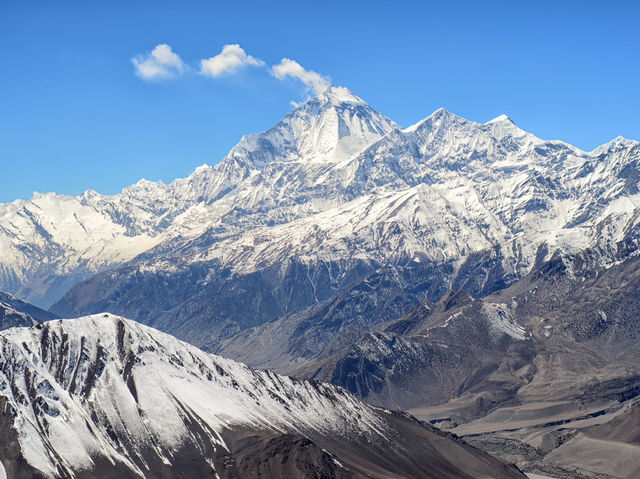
[132,44,186,80]
[272,58,330,95]
[200,44,265,77]
[132,44,331,102]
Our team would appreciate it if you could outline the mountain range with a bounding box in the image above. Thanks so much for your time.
[2,86,637,316]
[1,85,640,477]
[49,87,640,362]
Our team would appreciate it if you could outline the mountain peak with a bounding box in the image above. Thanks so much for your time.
[404,107,463,133]
[484,113,530,140]
[486,114,515,125]
[590,135,639,155]
[226,85,397,167]
[317,85,366,106]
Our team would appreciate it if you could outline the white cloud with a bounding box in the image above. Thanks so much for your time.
[132,44,186,80]
[200,44,265,77]
[272,58,330,95]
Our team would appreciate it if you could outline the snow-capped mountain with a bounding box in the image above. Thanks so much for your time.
[43,86,639,355]
[226,86,398,167]
[0,87,397,307]
[2,84,640,356]
[0,315,524,478]
[3,84,640,478]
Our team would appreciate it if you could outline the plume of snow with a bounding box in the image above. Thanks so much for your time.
[272,58,330,95]
[200,44,265,77]
[132,44,185,80]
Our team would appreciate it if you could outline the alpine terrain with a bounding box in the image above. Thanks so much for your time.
[0,291,55,330]
[1,84,640,477]
[0,314,525,478]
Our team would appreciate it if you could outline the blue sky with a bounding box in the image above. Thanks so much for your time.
[1,0,639,203]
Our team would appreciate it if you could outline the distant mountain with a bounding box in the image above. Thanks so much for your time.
[0,315,524,478]
[0,87,397,308]
[44,86,640,358]
[0,300,37,330]
[0,291,56,330]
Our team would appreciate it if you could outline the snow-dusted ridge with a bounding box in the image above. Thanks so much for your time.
[0,314,386,477]
[0,314,526,479]
[0,301,38,329]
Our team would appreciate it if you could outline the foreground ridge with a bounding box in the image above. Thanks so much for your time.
[0,314,524,478]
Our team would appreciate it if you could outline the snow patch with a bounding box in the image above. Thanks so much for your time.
[481,303,526,340]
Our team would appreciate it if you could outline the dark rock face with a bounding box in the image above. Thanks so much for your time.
[302,291,531,412]
[293,253,640,478]
[214,264,444,369]
[0,304,36,330]
[214,433,357,479]
[52,258,383,348]
[52,245,518,365]
[307,252,640,409]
